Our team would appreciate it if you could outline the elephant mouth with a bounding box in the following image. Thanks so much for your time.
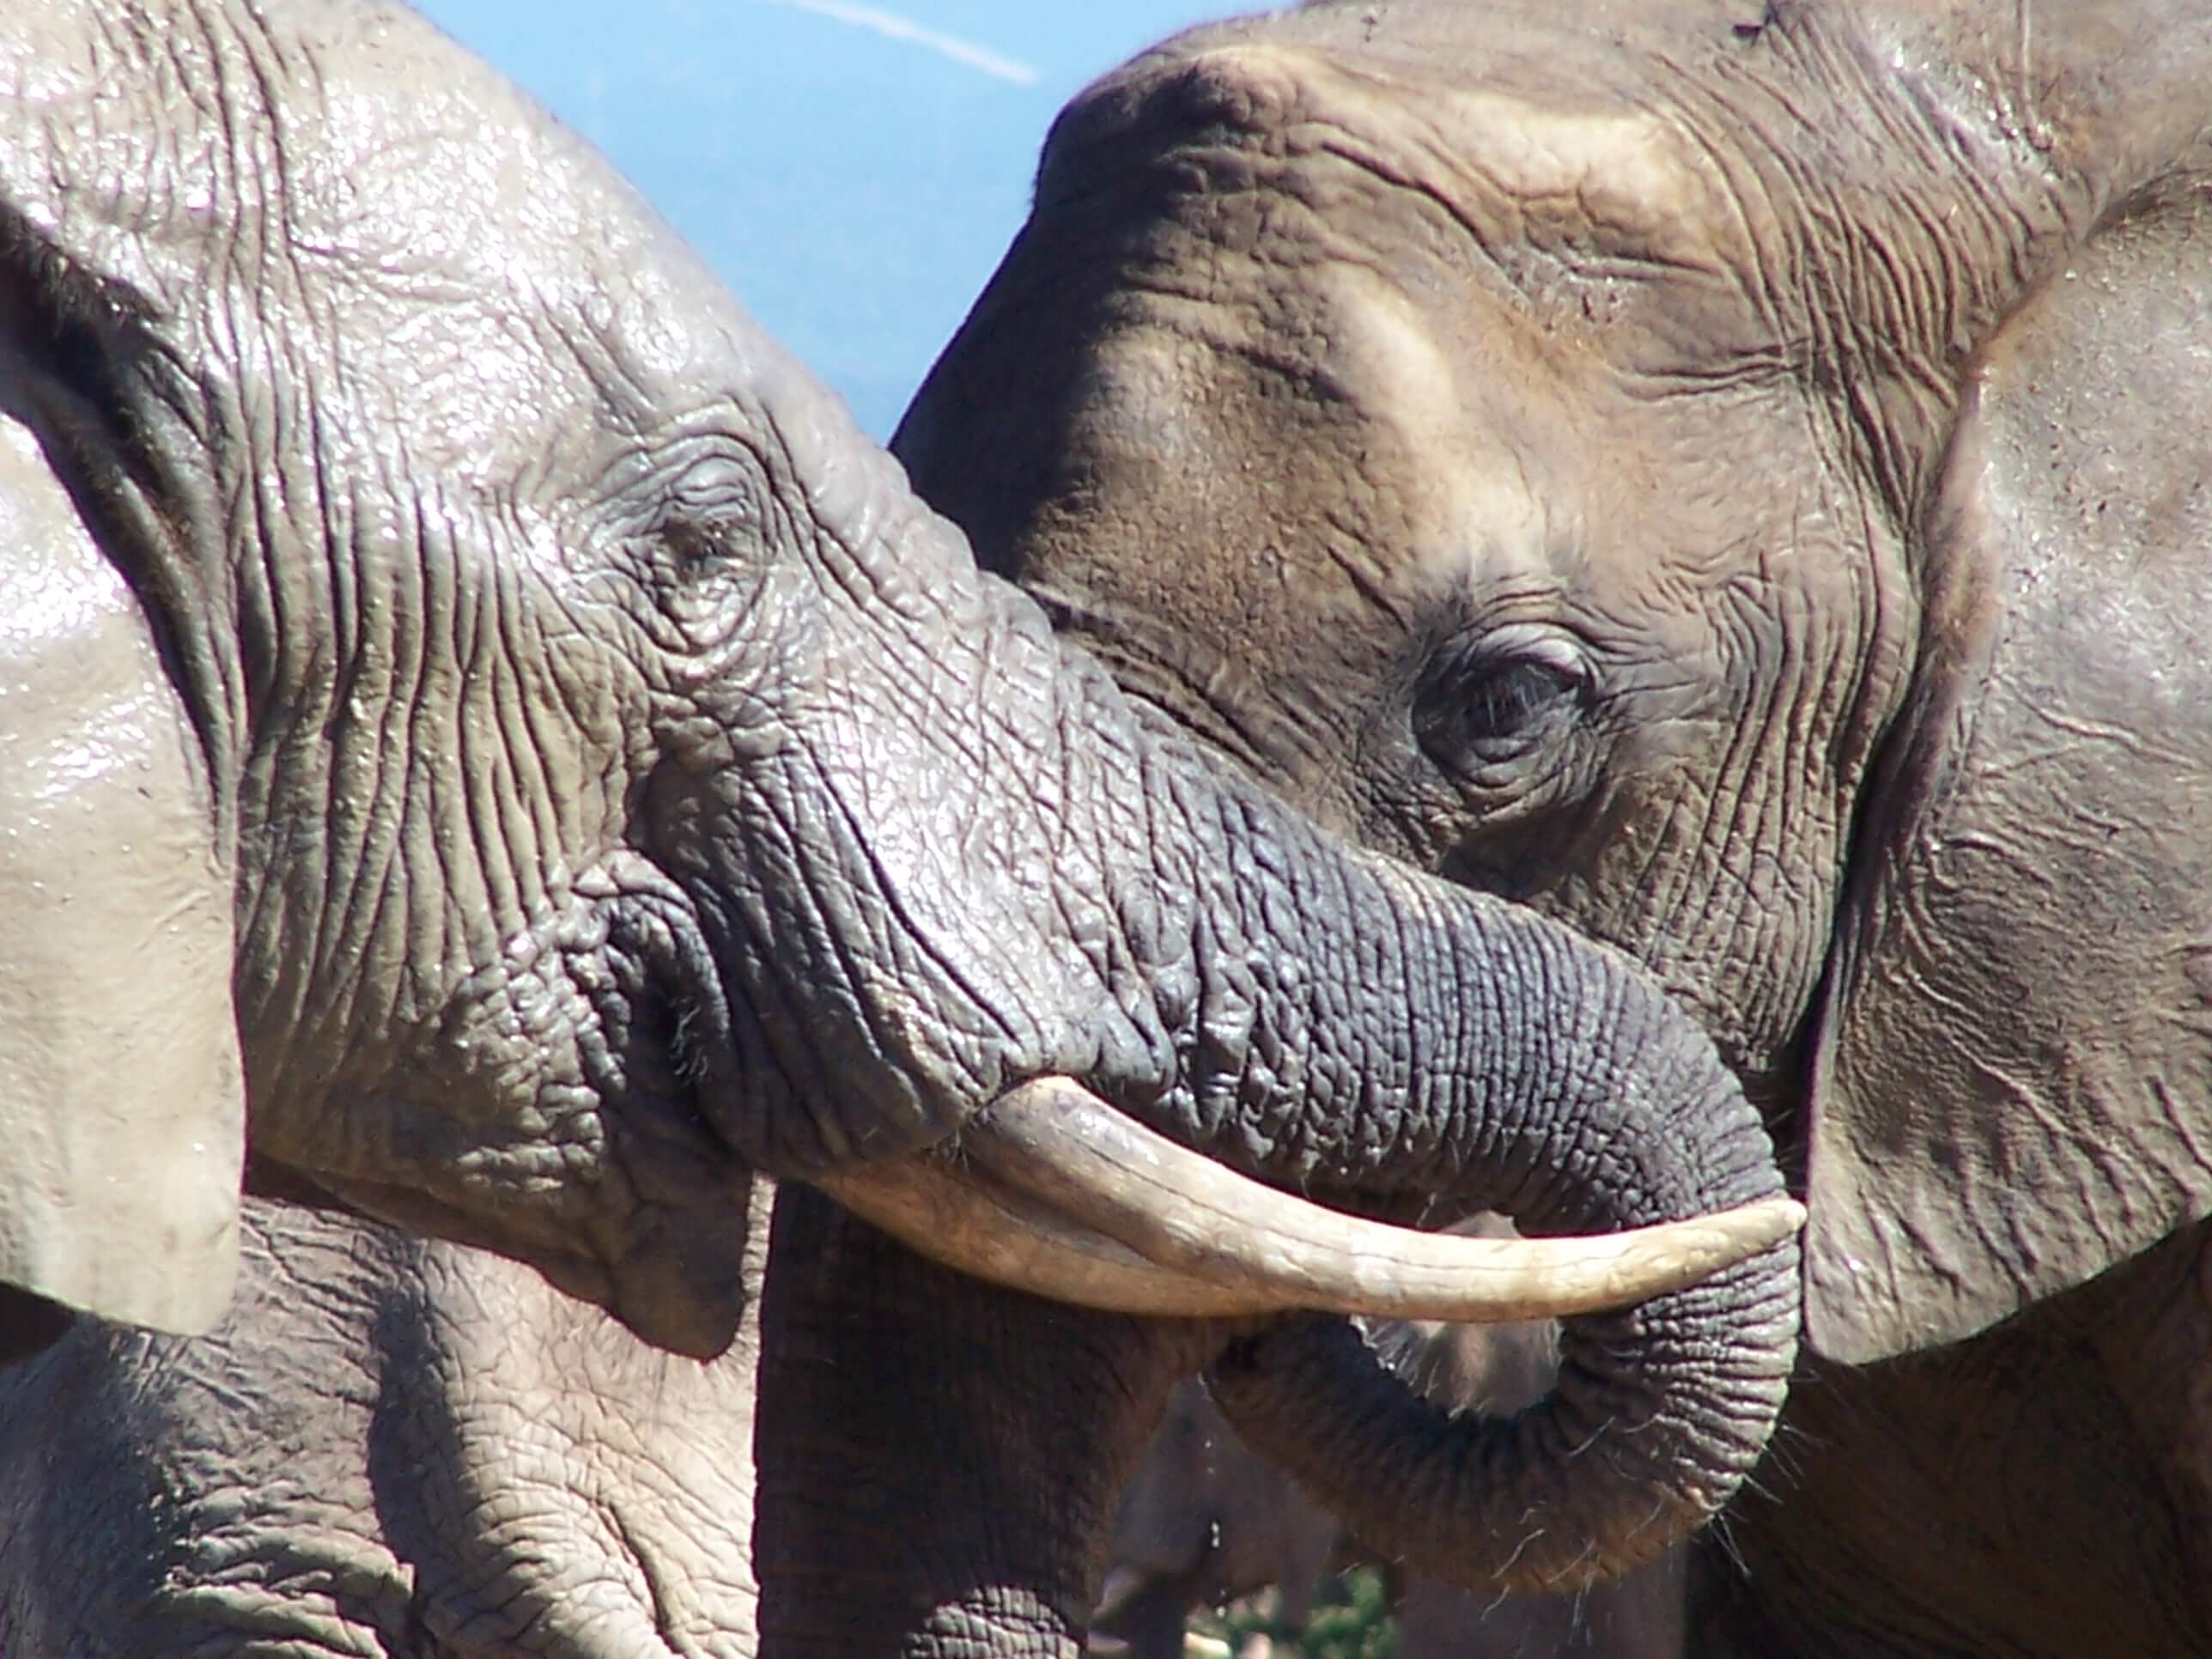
[815,1077,1803,1322]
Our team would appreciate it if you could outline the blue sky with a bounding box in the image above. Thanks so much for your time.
[418,1,1226,436]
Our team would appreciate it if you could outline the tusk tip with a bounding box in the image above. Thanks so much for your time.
[1754,1194,1809,1240]
[1691,1194,1807,1257]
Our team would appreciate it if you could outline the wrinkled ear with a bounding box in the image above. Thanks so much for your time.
[1803,183,2212,1364]
[0,416,242,1336]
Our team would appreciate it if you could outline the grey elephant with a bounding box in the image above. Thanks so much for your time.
[889,0,2212,1653]
[0,1194,768,1654]
[0,0,1808,1651]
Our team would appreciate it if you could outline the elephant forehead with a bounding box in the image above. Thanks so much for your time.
[1305,263,1565,591]
[257,36,745,483]
[1055,296,1561,636]
[1082,36,1752,295]
[1044,264,1620,652]
[1356,80,1740,280]
[1060,28,1795,396]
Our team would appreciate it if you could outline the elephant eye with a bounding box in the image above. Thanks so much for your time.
[651,452,773,579]
[1416,625,1591,773]
[665,514,732,568]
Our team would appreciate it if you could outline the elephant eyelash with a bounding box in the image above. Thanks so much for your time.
[1413,629,1594,772]
[1463,660,1580,736]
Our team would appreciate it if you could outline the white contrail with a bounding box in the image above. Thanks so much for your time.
[745,0,1041,85]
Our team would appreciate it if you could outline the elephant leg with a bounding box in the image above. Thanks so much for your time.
[752,1186,1220,1659]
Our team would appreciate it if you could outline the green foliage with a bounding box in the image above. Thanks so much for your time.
[1192,1565,1398,1659]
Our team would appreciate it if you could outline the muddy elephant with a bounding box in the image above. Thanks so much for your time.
[890,0,2212,1652]
[0,0,1805,1651]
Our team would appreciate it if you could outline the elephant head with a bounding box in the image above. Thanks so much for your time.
[894,0,2212,1587]
[0,0,1801,1594]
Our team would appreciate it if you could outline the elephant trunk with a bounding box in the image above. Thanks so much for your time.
[1199,962,1799,1593]
[781,565,1802,1580]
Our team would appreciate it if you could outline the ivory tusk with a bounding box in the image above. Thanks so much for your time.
[813,1075,1804,1322]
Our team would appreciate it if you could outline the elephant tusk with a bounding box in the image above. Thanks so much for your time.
[812,1075,1805,1322]
[811,1118,1256,1316]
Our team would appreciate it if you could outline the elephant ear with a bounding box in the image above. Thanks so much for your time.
[0,416,242,1337]
[1802,179,2212,1364]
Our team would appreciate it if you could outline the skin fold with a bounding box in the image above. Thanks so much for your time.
[0,0,1802,1653]
[890,0,2212,1653]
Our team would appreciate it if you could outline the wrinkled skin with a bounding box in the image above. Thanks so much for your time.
[893,0,2212,1652]
[0,1194,771,1656]
[3,1177,1242,1659]
[0,1,1804,1653]
[0,0,1789,1355]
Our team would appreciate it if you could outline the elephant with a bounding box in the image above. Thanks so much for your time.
[1097,1230,1685,1659]
[1096,1375,1343,1656]
[0,1193,769,1655]
[0,0,1810,1652]
[887,0,2212,1652]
